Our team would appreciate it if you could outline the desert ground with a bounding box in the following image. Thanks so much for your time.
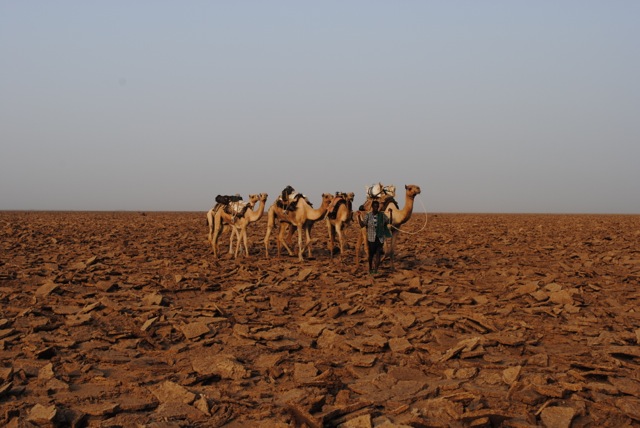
[1,211,639,427]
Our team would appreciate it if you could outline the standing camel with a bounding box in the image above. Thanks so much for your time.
[264,192,333,261]
[355,184,421,263]
[326,192,354,258]
[384,184,421,256]
[229,193,268,258]
[208,194,260,258]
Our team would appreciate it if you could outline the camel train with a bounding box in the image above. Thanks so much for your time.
[206,183,422,263]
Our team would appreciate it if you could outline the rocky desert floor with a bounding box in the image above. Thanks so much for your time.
[1,211,639,427]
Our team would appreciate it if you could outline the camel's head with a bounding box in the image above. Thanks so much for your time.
[405,184,422,198]
[321,193,333,207]
[259,193,268,202]
[346,192,355,202]
[248,194,260,205]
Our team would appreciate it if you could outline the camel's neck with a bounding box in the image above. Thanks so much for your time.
[392,195,416,226]
[247,200,266,222]
[307,202,330,222]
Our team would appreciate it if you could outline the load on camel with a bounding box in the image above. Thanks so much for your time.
[354,184,421,264]
[366,182,396,201]
[206,193,260,258]
[264,186,333,261]
[325,191,355,258]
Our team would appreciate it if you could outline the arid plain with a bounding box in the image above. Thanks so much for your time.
[1,211,639,427]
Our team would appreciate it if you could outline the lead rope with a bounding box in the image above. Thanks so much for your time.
[389,209,395,270]
[388,195,428,235]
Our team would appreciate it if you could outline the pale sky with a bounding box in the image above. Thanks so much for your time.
[2,1,639,213]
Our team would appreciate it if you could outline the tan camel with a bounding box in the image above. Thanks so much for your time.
[207,194,259,258]
[229,193,268,258]
[325,192,354,258]
[355,184,422,263]
[264,192,333,261]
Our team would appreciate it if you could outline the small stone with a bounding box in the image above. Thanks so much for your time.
[180,322,210,340]
[77,402,119,417]
[299,321,326,338]
[502,366,522,385]
[141,317,158,332]
[190,354,249,380]
[149,381,196,405]
[399,291,423,306]
[293,362,318,382]
[616,397,640,421]
[341,413,372,428]
[143,293,164,306]
[35,281,60,297]
[389,337,412,353]
[27,404,57,424]
[327,306,342,319]
[539,406,575,428]
[298,268,313,281]
[549,290,573,305]
[38,363,55,381]
[194,395,211,415]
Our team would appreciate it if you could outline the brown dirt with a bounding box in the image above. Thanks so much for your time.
[1,211,640,427]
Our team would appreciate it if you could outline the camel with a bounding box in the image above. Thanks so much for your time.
[228,193,268,258]
[264,192,333,261]
[355,184,422,263]
[325,192,355,258]
[207,194,260,258]
[206,193,244,244]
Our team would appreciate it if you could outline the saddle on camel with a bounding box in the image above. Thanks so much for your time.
[213,194,252,223]
[359,183,398,213]
[326,192,352,220]
[276,185,309,213]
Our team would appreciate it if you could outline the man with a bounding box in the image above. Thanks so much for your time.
[358,200,392,274]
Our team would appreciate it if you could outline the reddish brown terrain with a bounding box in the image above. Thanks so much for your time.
[1,211,639,427]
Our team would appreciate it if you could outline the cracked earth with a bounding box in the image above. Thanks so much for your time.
[1,212,640,427]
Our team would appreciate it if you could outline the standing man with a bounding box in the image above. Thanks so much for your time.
[358,200,392,274]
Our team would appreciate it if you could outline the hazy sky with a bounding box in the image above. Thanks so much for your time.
[2,1,639,213]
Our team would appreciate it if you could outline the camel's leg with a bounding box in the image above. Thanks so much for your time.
[241,228,249,258]
[327,220,335,259]
[264,226,271,258]
[297,225,305,261]
[264,211,276,258]
[278,223,294,256]
[279,223,295,257]
[276,223,285,257]
[304,225,313,259]
[233,227,247,258]
[305,221,317,259]
[287,224,297,255]
[229,226,238,256]
[336,223,345,259]
[206,211,214,244]
[355,226,370,265]
[354,227,361,263]
[232,226,240,258]
[276,225,283,257]
[212,222,223,258]
[389,229,398,259]
[362,228,369,259]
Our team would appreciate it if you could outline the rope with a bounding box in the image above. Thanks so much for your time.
[388,194,428,235]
